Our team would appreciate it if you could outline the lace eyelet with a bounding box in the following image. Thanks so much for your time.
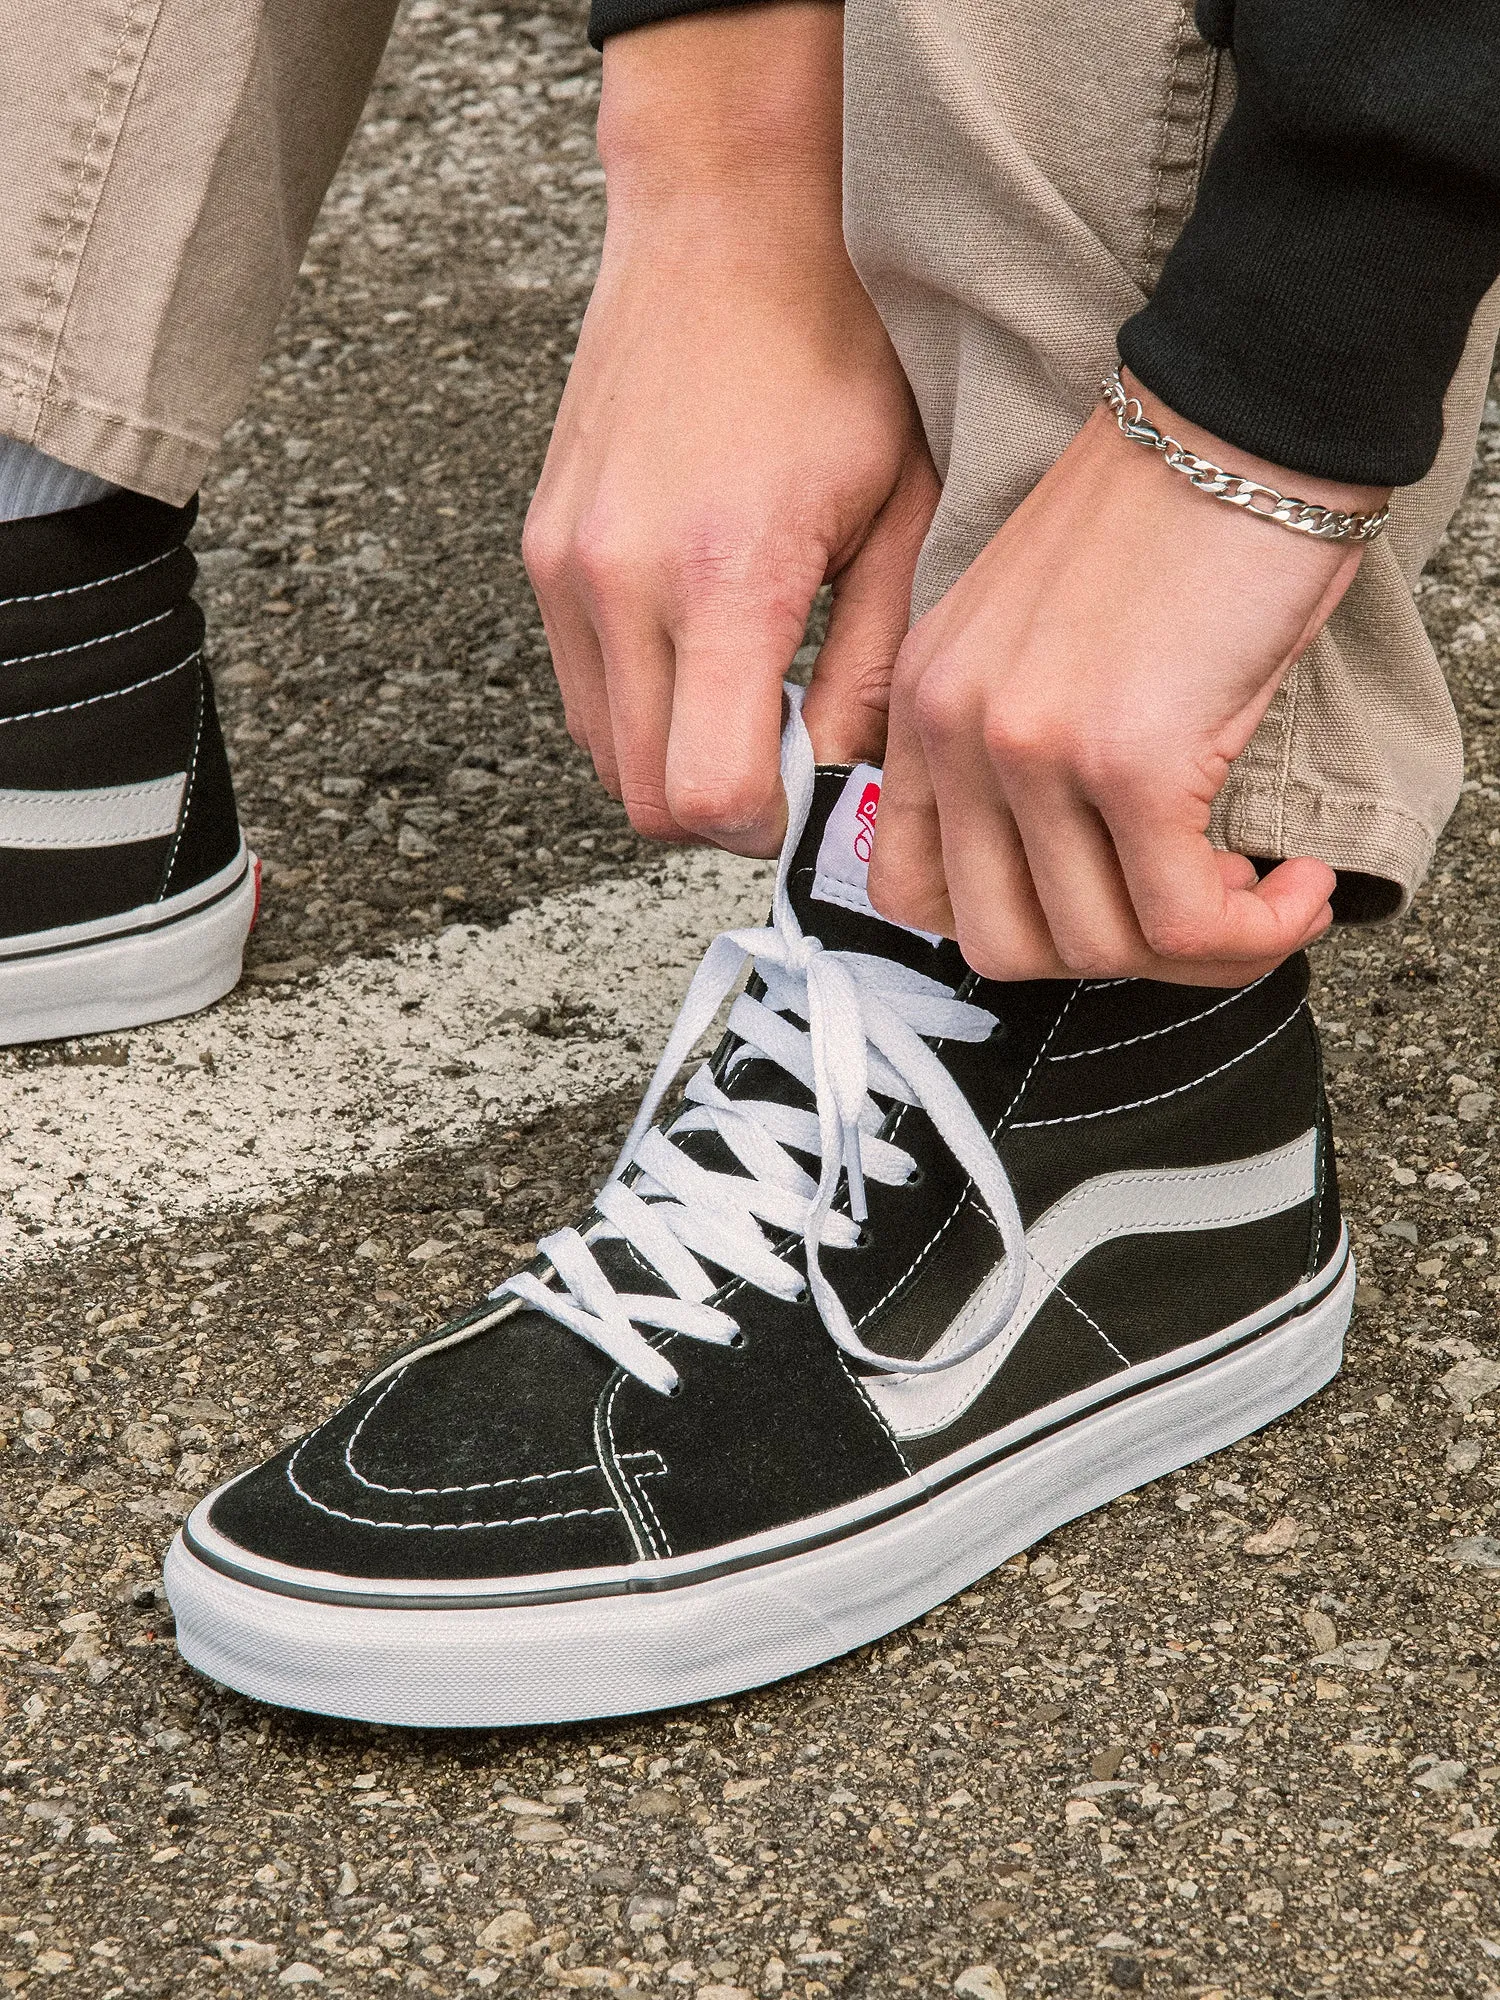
[852,1223,874,1252]
[728,1329,748,1351]
[665,1380,684,1399]
[903,1164,926,1190]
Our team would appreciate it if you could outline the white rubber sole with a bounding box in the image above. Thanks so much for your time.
[166,1245,1352,1729]
[0,848,258,1046]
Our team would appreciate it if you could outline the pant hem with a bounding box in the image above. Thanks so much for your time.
[1212,778,1436,918]
[0,371,209,506]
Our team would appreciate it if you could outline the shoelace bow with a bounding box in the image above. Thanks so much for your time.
[497,693,1029,1395]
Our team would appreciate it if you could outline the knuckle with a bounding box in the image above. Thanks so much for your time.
[1138,910,1213,961]
[669,520,762,597]
[890,628,933,695]
[1057,939,1129,980]
[955,909,1067,982]
[571,516,639,598]
[865,851,949,936]
[981,706,1067,771]
[622,798,680,841]
[618,779,676,840]
[520,510,567,590]
[957,934,1031,982]
[668,543,811,646]
[865,868,917,929]
[665,773,776,844]
[911,668,968,741]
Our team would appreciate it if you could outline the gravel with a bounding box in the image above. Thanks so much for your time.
[1,1,1498,1995]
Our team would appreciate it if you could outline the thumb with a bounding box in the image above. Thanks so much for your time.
[801,454,940,766]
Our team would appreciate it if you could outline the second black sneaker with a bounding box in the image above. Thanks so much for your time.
[0,490,256,1045]
[166,697,1350,1727]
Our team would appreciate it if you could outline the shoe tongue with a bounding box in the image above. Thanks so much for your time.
[786,765,968,981]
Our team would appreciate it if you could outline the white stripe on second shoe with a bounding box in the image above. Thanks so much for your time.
[0,772,186,848]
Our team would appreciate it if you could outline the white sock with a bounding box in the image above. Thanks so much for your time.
[0,435,118,522]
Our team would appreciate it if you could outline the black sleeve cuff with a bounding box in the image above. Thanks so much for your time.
[1120,6,1500,487]
[589,0,749,50]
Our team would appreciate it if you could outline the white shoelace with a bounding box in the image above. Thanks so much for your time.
[496,692,1029,1396]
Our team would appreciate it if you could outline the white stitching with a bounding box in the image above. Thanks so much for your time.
[999,988,1077,1124]
[881,963,984,1154]
[0,606,173,666]
[853,1195,969,1335]
[1053,1279,1130,1367]
[1010,1004,1303,1128]
[602,1367,668,1557]
[0,776,180,804]
[0,830,169,850]
[346,1447,663,1500]
[338,1368,664,1497]
[630,1437,673,1555]
[1310,1022,1327,1277]
[156,665,204,896]
[809,877,879,918]
[0,653,196,726]
[853,989,1078,1333]
[1047,972,1272,1061]
[1311,1157,1324,1273]
[835,1346,914,1475]
[1033,1188,1312,1270]
[596,1370,661,1560]
[287,1425,637,1534]
[286,1450,619,1533]
[619,1248,911,1500]
[0,546,176,607]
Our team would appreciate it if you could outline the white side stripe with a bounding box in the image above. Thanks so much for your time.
[0,773,185,850]
[866,1130,1319,1438]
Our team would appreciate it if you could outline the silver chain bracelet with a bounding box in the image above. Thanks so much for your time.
[1100,367,1389,544]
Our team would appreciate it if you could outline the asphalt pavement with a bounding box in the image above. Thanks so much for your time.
[1,4,1499,1996]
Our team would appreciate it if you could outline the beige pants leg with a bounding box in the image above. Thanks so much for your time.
[0,0,399,506]
[844,0,1500,915]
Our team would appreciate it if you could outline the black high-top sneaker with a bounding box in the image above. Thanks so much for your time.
[0,490,256,1044]
[166,698,1351,1728]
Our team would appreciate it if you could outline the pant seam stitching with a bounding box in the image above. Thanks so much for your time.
[0,368,216,454]
[1269,785,1439,834]
[1140,1,1184,289]
[24,2,153,416]
[1143,0,1196,289]
[1271,660,1301,854]
[1141,11,1220,295]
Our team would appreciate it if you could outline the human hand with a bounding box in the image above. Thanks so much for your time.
[867,372,1391,984]
[523,5,938,857]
